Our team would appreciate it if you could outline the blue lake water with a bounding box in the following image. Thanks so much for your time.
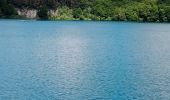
[0,20,170,100]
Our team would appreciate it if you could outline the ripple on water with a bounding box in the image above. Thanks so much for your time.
[0,20,170,100]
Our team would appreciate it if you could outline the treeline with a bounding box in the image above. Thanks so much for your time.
[0,0,18,18]
[0,0,170,22]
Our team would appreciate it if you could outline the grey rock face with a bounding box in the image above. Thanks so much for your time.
[17,9,37,19]
[16,9,58,19]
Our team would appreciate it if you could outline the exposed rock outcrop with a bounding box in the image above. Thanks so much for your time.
[48,10,58,17]
[17,9,37,19]
[16,9,58,19]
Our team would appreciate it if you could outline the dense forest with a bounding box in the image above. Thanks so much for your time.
[0,0,170,22]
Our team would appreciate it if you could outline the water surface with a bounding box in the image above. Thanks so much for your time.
[0,20,170,100]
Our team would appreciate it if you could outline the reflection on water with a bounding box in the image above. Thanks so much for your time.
[0,20,170,100]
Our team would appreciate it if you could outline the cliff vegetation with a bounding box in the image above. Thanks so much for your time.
[0,0,170,22]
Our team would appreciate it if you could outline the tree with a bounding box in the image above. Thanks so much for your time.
[92,0,112,18]
[56,6,74,20]
[73,8,83,19]
[38,5,48,19]
[165,6,170,22]
[0,9,2,17]
[125,6,139,21]
[1,4,17,17]
[159,8,167,22]
[47,0,58,9]
[0,0,6,7]
[112,7,126,21]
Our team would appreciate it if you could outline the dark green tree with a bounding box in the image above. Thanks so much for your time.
[112,7,126,21]
[1,4,17,17]
[165,6,170,22]
[0,0,7,7]
[38,5,48,19]
[73,8,83,19]
[47,0,58,9]
[158,6,167,22]
[92,0,112,18]
[125,6,139,21]
[0,9,2,17]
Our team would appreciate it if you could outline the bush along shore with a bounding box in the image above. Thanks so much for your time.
[0,0,170,22]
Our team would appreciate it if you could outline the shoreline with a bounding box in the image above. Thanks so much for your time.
[0,18,170,24]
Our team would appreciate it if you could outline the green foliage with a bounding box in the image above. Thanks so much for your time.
[0,0,6,7]
[92,0,113,18]
[137,2,159,22]
[38,5,48,19]
[46,0,57,9]
[0,0,170,22]
[0,0,17,18]
[73,8,83,19]
[125,6,139,21]
[0,0,18,18]
[2,4,17,16]
[159,6,167,22]
[112,7,126,21]
[165,6,170,22]
[52,6,74,20]
[81,7,94,20]
[0,9,2,17]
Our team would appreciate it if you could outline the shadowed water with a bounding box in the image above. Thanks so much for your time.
[0,20,170,100]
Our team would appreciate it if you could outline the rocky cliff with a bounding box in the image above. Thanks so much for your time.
[16,9,58,19]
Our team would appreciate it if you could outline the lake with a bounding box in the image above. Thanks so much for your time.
[0,20,170,100]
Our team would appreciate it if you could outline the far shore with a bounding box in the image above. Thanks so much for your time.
[0,18,170,24]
